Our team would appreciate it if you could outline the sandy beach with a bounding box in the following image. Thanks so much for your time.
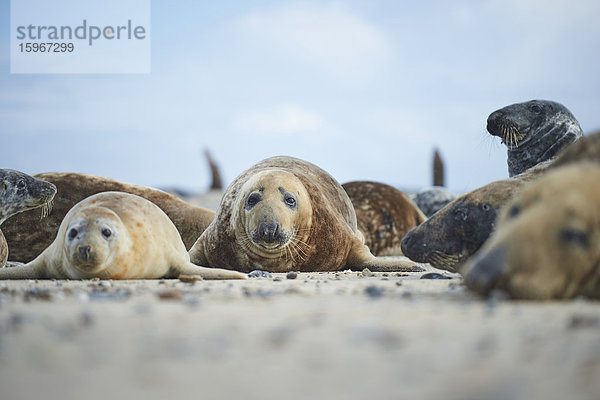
[1,264,599,400]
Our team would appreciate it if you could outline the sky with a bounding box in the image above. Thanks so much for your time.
[2,0,600,194]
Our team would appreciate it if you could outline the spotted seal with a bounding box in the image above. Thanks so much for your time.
[2,172,216,263]
[487,99,583,177]
[462,163,600,300]
[411,186,457,218]
[342,181,426,256]
[188,156,419,273]
[0,192,245,280]
[0,169,56,266]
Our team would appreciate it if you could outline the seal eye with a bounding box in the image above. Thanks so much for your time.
[508,205,521,219]
[482,203,491,212]
[246,193,261,209]
[530,104,542,114]
[454,210,467,221]
[68,228,78,240]
[101,228,112,239]
[559,229,588,250]
[17,180,26,189]
[283,193,297,209]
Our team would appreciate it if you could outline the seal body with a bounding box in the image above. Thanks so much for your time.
[0,169,56,266]
[189,156,417,273]
[462,163,600,300]
[487,99,583,177]
[342,181,426,256]
[411,186,457,217]
[0,192,245,280]
[2,172,215,263]
[401,161,550,271]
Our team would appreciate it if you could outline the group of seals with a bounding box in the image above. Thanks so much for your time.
[0,192,245,280]
[0,169,56,266]
[487,99,583,176]
[2,172,216,263]
[342,181,426,256]
[462,162,600,300]
[188,156,418,273]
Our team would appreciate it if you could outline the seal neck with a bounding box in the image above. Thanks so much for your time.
[507,121,582,177]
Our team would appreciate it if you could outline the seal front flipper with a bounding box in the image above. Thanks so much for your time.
[0,259,48,279]
[346,243,419,272]
[171,262,247,280]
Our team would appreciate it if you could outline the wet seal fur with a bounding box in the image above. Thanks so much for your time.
[0,170,56,266]
[411,186,457,218]
[462,163,600,300]
[487,99,583,177]
[0,192,245,280]
[401,161,551,271]
[2,172,216,263]
[342,181,426,256]
[188,156,418,273]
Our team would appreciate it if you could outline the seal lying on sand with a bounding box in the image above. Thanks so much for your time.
[2,173,216,263]
[411,186,457,218]
[462,163,600,300]
[189,156,418,273]
[0,169,56,266]
[400,161,550,271]
[342,181,426,256]
[0,192,245,280]
[487,99,583,177]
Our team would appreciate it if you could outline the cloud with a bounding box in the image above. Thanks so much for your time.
[232,104,325,137]
[231,2,392,79]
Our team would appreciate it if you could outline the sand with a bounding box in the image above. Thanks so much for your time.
[1,265,599,400]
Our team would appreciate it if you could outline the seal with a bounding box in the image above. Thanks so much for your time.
[411,186,457,217]
[400,161,551,271]
[0,192,245,280]
[0,169,56,266]
[2,172,216,263]
[188,156,419,273]
[551,130,600,169]
[461,163,600,300]
[342,181,426,256]
[487,99,583,177]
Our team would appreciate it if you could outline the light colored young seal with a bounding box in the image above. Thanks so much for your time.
[487,99,583,177]
[342,181,426,256]
[0,169,56,266]
[0,192,245,280]
[400,161,551,271]
[2,172,216,263]
[461,163,600,300]
[188,156,419,273]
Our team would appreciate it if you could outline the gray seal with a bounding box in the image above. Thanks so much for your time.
[0,169,56,266]
[411,186,457,218]
[487,99,583,177]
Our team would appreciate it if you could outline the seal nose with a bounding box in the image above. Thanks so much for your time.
[463,245,507,296]
[257,220,280,244]
[486,111,503,135]
[79,245,91,261]
[400,229,424,261]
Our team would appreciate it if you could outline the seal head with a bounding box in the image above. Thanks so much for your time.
[487,100,583,176]
[461,163,600,300]
[0,169,56,224]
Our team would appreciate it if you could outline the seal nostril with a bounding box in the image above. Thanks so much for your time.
[79,245,91,261]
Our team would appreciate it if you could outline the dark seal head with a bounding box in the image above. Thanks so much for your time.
[342,181,426,256]
[0,169,56,266]
[400,161,550,272]
[487,99,583,177]
[461,163,600,300]
[0,169,56,224]
[189,156,417,273]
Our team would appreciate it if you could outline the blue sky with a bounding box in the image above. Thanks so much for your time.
[2,0,600,193]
